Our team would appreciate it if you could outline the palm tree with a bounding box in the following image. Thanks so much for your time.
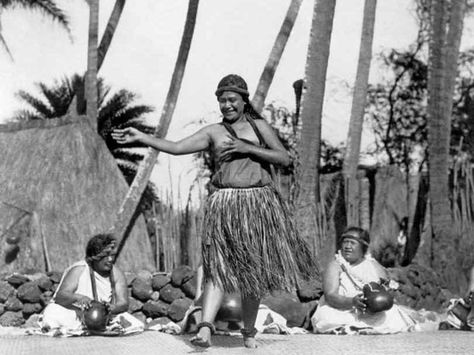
[295,0,336,268]
[427,0,465,292]
[0,0,70,59]
[64,0,126,117]
[113,0,200,258]
[98,0,126,70]
[251,0,303,113]
[85,0,99,130]
[14,74,157,212]
[343,0,377,227]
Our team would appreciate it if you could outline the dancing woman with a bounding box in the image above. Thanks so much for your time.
[112,74,317,348]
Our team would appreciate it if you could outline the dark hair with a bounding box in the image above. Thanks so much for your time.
[340,226,370,254]
[243,97,264,120]
[86,233,116,258]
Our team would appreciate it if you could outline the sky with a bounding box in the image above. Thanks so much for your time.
[0,0,445,203]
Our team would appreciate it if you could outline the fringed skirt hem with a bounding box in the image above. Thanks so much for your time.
[202,185,318,298]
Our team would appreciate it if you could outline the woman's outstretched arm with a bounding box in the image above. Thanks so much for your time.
[112,126,211,155]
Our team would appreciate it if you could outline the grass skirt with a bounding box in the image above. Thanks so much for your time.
[202,185,318,298]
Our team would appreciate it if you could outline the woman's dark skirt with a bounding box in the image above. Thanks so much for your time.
[202,185,318,298]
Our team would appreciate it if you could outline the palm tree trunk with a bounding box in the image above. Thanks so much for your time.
[98,0,126,70]
[427,0,465,292]
[67,0,126,115]
[85,0,99,130]
[295,0,336,266]
[252,0,303,112]
[343,0,377,227]
[114,0,200,258]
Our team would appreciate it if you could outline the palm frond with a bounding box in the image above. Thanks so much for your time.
[13,108,44,121]
[99,90,134,121]
[110,106,154,127]
[125,120,155,135]
[4,0,70,34]
[15,90,54,118]
[112,148,145,164]
[0,30,13,60]
[115,158,139,171]
[37,80,73,117]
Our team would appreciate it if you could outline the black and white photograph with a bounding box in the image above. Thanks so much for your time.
[1,0,474,354]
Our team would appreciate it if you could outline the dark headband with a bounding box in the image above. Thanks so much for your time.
[86,240,116,263]
[215,85,249,98]
[340,232,369,246]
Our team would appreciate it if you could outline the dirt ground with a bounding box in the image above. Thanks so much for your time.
[1,329,473,355]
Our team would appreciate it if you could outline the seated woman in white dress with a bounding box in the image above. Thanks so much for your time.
[40,234,143,335]
[311,227,420,335]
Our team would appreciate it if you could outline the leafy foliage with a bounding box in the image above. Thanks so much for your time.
[365,50,428,173]
[365,47,474,173]
[263,103,344,174]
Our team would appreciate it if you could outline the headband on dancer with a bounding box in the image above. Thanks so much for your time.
[215,74,249,98]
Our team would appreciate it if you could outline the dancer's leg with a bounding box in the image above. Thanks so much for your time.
[190,280,224,347]
[241,295,260,348]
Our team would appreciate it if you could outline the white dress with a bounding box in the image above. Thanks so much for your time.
[311,253,416,334]
[41,260,143,335]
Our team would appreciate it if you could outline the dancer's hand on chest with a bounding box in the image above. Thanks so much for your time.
[220,135,251,160]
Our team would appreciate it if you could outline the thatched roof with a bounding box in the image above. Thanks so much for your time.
[0,114,154,273]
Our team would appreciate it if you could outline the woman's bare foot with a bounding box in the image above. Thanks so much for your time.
[241,327,258,348]
[190,325,212,348]
[243,336,257,348]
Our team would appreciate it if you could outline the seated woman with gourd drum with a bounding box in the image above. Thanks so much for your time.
[40,234,144,336]
[311,227,439,335]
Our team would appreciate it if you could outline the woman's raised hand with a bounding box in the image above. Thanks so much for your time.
[111,127,144,145]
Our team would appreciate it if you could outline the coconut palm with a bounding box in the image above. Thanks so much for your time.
[427,0,465,292]
[98,0,126,70]
[85,0,99,130]
[0,0,70,59]
[62,0,127,117]
[14,73,158,212]
[252,0,303,112]
[295,0,336,268]
[343,0,377,227]
[113,0,200,257]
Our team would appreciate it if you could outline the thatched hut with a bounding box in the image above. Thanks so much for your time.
[0,114,154,273]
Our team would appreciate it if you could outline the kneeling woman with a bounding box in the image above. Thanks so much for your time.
[312,227,421,334]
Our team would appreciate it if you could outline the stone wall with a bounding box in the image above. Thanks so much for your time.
[0,263,454,328]
[0,265,197,328]
[388,263,456,312]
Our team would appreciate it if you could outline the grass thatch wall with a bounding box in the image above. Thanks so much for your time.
[0,115,154,273]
